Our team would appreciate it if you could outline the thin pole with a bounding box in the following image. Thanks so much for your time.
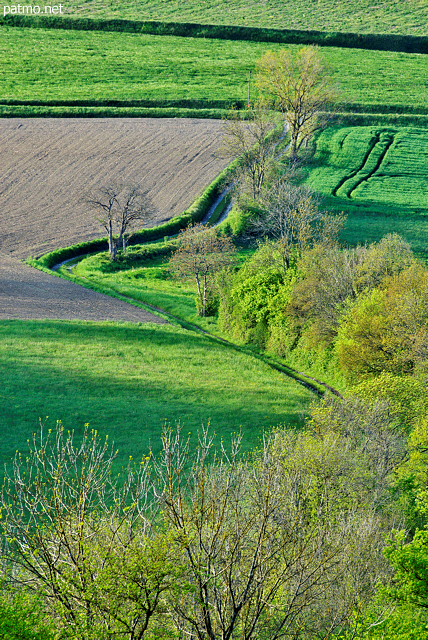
[248,70,251,108]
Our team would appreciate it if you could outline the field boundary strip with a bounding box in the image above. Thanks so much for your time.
[1,14,428,54]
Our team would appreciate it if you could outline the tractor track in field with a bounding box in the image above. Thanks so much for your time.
[333,129,396,199]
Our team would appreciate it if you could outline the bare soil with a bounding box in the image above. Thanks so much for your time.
[0,117,227,322]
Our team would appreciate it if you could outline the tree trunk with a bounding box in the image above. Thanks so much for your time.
[108,219,114,260]
[195,274,204,315]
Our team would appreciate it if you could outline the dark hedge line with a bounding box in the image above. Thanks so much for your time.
[344,103,428,116]
[1,14,427,54]
[0,98,245,109]
[86,242,177,273]
[0,106,230,119]
[337,112,428,127]
[3,99,427,116]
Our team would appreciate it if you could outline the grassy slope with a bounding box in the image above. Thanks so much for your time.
[304,126,428,257]
[2,2,426,463]
[0,319,313,468]
[68,250,348,390]
[63,0,428,36]
[1,26,427,113]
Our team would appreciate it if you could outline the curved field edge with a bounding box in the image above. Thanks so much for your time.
[31,159,238,268]
[0,318,314,471]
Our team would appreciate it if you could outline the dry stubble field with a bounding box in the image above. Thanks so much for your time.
[0,117,227,321]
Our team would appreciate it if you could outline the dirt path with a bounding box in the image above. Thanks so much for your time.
[0,117,227,322]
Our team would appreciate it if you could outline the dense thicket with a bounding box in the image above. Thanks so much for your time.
[218,233,428,389]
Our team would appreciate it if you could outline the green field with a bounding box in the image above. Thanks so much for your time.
[1,26,427,114]
[62,0,428,36]
[304,126,428,255]
[0,319,313,469]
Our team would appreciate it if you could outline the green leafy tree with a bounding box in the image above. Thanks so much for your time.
[151,424,393,640]
[256,46,338,159]
[336,262,428,378]
[0,588,56,640]
[288,234,416,349]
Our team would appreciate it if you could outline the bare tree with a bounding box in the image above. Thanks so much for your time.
[87,183,155,261]
[152,425,392,640]
[252,179,345,271]
[169,224,236,316]
[256,46,338,160]
[216,102,283,200]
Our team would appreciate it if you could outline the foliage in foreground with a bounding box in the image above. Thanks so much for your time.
[0,396,411,639]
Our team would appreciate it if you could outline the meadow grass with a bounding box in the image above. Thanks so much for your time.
[1,27,427,112]
[69,248,253,334]
[304,126,428,257]
[0,319,313,470]
[60,0,428,37]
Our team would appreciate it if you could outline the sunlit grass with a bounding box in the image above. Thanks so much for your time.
[1,27,427,112]
[0,319,313,470]
[304,126,428,257]
[65,0,428,37]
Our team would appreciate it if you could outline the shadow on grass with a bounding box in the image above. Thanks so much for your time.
[1,319,313,471]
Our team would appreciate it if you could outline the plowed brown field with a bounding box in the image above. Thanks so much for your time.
[0,118,227,322]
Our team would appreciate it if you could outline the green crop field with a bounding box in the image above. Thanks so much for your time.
[0,319,313,470]
[1,26,428,114]
[62,0,428,37]
[305,126,428,255]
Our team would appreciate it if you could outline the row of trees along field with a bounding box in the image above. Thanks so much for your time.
[3,47,428,638]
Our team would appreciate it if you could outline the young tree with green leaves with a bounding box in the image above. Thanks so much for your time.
[152,424,393,640]
[0,421,184,640]
[169,224,236,316]
[256,46,338,160]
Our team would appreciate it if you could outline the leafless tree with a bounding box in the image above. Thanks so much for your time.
[87,183,156,261]
[216,102,283,200]
[256,46,339,160]
[251,179,346,271]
